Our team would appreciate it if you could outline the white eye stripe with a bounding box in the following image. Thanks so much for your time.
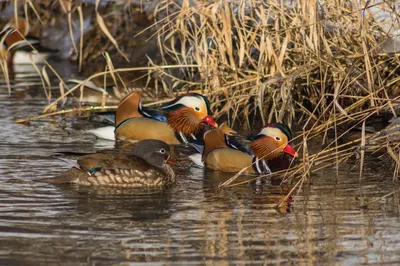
[259,127,282,137]
[162,96,206,112]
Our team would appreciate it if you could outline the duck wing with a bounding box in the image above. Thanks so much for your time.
[77,152,152,175]
[140,106,167,122]
[94,111,116,124]
[225,134,253,155]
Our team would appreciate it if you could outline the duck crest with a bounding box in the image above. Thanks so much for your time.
[202,128,229,161]
[264,123,293,140]
[160,93,212,114]
[115,91,143,126]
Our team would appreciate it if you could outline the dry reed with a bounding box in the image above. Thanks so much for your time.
[2,1,400,196]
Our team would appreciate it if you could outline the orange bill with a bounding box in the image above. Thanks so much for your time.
[202,115,218,127]
[167,156,178,165]
[283,144,298,157]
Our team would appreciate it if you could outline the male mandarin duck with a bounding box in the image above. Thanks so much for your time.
[0,17,33,65]
[89,91,218,144]
[190,123,298,174]
[42,139,176,188]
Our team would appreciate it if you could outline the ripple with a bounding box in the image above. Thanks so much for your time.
[0,67,400,265]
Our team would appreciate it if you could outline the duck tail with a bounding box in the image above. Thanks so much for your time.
[55,157,80,169]
[37,168,79,184]
[188,140,204,154]
[87,126,115,140]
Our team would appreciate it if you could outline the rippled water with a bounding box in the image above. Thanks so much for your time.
[1,59,400,265]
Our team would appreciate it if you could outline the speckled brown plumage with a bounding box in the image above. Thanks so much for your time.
[70,165,175,188]
[45,140,176,188]
[77,152,174,187]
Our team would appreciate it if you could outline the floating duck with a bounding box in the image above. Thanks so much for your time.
[89,91,218,144]
[187,122,238,165]
[191,123,298,174]
[43,139,177,188]
[0,17,33,65]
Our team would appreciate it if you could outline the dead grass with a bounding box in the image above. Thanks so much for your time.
[151,0,400,190]
[3,1,400,195]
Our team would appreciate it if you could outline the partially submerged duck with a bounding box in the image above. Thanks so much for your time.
[191,123,298,174]
[0,17,38,65]
[43,139,176,188]
[89,91,218,144]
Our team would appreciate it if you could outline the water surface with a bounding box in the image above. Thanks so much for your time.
[1,59,400,265]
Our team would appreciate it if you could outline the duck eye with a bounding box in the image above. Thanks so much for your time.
[195,107,200,112]
[275,136,281,141]
[160,148,166,154]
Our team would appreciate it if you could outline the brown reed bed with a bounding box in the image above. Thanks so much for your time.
[3,1,400,196]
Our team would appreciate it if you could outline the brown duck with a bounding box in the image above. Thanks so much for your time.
[196,123,298,174]
[90,91,218,144]
[1,17,32,65]
[44,139,176,188]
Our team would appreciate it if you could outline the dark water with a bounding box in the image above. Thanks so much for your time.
[1,59,400,265]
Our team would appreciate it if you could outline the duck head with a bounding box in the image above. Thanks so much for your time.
[160,93,218,135]
[131,139,176,168]
[250,123,298,160]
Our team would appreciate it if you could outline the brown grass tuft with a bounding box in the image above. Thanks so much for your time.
[4,1,400,195]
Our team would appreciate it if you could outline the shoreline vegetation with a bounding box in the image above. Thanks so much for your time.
[1,1,400,199]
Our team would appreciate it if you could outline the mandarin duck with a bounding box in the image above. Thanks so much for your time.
[42,139,176,188]
[88,91,218,144]
[190,123,298,174]
[0,17,35,65]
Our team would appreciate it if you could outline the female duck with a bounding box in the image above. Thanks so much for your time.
[44,139,176,188]
[194,123,298,174]
[89,91,217,144]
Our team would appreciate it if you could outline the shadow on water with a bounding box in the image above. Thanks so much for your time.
[1,57,400,265]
